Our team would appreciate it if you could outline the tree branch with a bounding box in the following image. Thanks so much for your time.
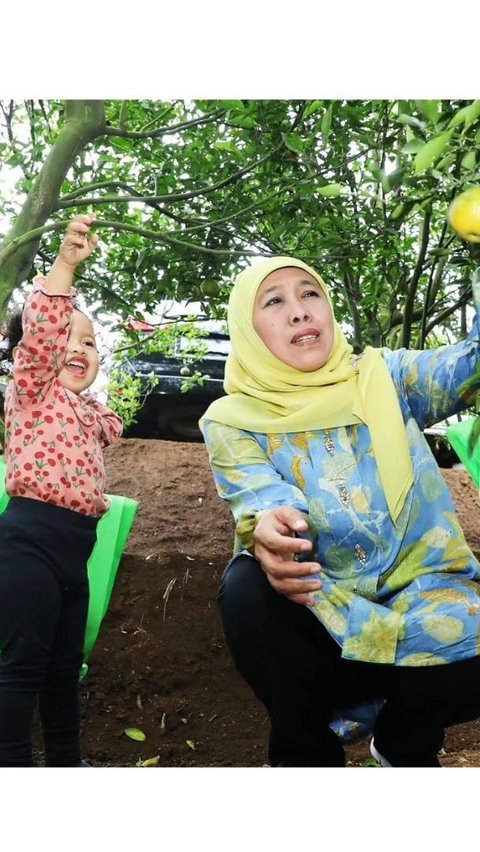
[0,100,106,315]
[339,262,364,349]
[56,145,282,210]
[424,285,472,338]
[102,108,226,140]
[0,218,260,265]
[73,272,136,312]
[418,187,458,348]
[138,103,177,132]
[61,180,132,201]
[401,208,431,348]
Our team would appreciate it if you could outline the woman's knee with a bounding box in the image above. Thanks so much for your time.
[218,552,271,618]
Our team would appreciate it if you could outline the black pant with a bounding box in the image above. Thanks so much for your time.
[219,553,480,767]
[0,497,98,767]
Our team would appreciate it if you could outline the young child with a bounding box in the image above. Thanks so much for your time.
[0,214,123,767]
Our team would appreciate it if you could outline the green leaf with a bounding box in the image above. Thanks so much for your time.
[397,113,427,131]
[367,163,383,181]
[449,100,480,129]
[111,138,133,153]
[229,112,256,128]
[449,106,470,128]
[405,124,415,143]
[318,183,344,197]
[139,756,160,767]
[124,727,146,742]
[415,198,433,213]
[415,100,440,124]
[390,203,405,220]
[321,104,333,145]
[436,153,456,172]
[463,100,480,128]
[281,132,304,155]
[135,248,149,272]
[429,247,450,257]
[401,137,424,154]
[461,150,476,171]
[414,131,452,174]
[383,167,405,193]
[304,99,323,119]
[223,100,245,110]
[215,142,243,158]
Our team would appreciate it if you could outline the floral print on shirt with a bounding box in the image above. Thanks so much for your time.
[202,277,480,667]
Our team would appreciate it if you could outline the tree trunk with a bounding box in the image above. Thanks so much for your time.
[0,101,106,316]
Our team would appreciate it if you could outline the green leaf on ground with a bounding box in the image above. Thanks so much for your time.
[124,727,146,742]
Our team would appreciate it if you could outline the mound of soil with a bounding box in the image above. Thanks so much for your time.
[77,439,480,767]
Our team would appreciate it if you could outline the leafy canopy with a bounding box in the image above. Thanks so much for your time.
[1,97,480,357]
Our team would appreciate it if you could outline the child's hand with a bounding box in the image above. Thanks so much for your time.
[58,214,99,268]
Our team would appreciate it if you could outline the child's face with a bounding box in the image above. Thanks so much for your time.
[58,309,100,394]
[252,267,335,372]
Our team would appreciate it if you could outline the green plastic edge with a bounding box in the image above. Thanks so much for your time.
[446,418,480,489]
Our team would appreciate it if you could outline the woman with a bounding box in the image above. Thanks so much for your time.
[200,256,480,767]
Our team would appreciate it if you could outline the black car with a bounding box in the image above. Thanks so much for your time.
[118,328,229,441]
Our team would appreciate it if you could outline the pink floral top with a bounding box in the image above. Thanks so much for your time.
[3,280,123,516]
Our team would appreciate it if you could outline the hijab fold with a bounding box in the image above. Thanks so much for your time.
[201,257,413,523]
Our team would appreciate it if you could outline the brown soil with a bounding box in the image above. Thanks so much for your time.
[78,439,480,767]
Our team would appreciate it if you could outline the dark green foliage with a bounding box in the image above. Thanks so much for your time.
[1,98,480,353]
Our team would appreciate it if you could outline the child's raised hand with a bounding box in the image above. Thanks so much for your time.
[59,214,99,268]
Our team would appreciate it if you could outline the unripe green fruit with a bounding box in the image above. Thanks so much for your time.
[200,280,220,298]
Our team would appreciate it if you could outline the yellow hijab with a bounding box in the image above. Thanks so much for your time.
[201,256,413,522]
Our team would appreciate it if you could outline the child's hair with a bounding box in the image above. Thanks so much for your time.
[0,307,23,376]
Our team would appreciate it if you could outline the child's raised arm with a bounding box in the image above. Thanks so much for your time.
[10,215,99,405]
[44,214,98,294]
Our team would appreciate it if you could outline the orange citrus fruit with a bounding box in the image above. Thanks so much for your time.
[448,187,480,243]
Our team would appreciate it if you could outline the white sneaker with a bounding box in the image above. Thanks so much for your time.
[370,739,392,767]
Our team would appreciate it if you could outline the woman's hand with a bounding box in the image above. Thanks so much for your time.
[253,506,323,605]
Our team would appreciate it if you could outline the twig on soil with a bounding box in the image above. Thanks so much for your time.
[133,613,147,636]
[163,577,177,621]
[181,568,191,600]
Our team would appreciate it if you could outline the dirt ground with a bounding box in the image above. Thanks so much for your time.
[74,438,480,768]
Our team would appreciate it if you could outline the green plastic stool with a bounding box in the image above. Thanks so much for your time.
[0,455,138,670]
[446,418,480,490]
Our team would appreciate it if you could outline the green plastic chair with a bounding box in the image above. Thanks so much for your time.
[0,455,138,668]
[446,418,480,489]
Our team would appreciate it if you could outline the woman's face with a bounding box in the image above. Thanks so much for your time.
[252,267,335,372]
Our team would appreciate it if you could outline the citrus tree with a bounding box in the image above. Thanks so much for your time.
[1,97,480,352]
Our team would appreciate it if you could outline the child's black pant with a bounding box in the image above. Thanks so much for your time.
[218,553,480,767]
[0,497,98,767]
